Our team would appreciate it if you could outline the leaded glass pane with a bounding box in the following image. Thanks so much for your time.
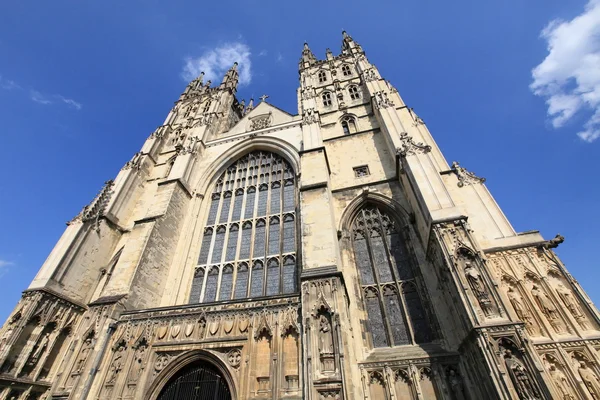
[251,263,264,297]
[257,188,268,216]
[225,226,239,262]
[403,283,431,343]
[206,196,220,225]
[383,287,410,345]
[197,229,213,265]
[365,290,388,347]
[203,268,219,303]
[219,266,233,301]
[283,216,295,253]
[234,265,249,299]
[266,259,280,296]
[219,192,232,223]
[268,219,280,255]
[270,184,281,215]
[189,268,205,303]
[353,232,374,284]
[388,232,413,280]
[371,230,393,282]
[283,257,296,293]
[244,188,256,219]
[231,192,244,221]
[193,150,296,304]
[239,224,252,259]
[210,227,226,264]
[283,181,294,212]
[253,221,266,259]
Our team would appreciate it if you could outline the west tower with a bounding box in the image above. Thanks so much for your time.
[0,32,599,400]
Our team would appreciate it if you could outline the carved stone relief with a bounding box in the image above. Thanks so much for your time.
[530,283,566,334]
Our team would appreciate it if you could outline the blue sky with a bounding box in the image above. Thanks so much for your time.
[1,0,598,322]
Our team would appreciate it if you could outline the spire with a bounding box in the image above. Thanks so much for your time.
[221,62,239,91]
[326,48,333,60]
[341,30,363,55]
[299,42,317,70]
[180,71,205,99]
[246,98,254,114]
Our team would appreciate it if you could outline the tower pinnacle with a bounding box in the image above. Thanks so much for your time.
[221,62,239,91]
[341,30,363,55]
[299,42,317,70]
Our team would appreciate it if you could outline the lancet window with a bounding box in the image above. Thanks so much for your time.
[351,205,432,347]
[190,151,297,303]
[341,116,357,135]
[318,70,327,83]
[349,85,360,100]
[322,92,332,107]
[342,64,352,76]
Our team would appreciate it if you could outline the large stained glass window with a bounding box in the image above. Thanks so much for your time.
[351,205,433,347]
[190,151,298,303]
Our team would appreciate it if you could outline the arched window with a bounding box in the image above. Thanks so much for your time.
[342,64,352,76]
[203,100,211,113]
[341,116,357,135]
[322,92,332,107]
[349,85,360,100]
[190,151,298,303]
[351,204,433,347]
[318,70,327,83]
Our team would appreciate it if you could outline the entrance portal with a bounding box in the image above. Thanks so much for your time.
[157,361,232,400]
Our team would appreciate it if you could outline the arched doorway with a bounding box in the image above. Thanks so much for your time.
[157,361,232,400]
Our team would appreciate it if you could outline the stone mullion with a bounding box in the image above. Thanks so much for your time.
[363,211,393,347]
[376,209,414,346]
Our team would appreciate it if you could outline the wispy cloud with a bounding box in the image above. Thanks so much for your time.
[0,73,82,110]
[530,0,600,142]
[56,95,82,110]
[276,53,283,63]
[182,42,252,86]
[0,260,14,279]
[258,50,268,57]
[0,75,20,90]
[30,90,52,105]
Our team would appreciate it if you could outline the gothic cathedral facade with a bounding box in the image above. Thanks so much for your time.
[1,32,600,400]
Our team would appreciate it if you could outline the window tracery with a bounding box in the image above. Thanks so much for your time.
[342,64,352,76]
[341,116,357,135]
[349,85,360,100]
[351,205,433,347]
[190,151,297,303]
[318,70,327,83]
[322,92,332,107]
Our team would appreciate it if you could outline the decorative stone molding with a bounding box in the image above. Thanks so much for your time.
[122,152,143,171]
[302,108,319,125]
[396,132,432,158]
[362,68,377,82]
[451,161,486,187]
[373,91,394,109]
[68,180,114,227]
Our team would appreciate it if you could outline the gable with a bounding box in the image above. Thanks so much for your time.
[223,101,297,137]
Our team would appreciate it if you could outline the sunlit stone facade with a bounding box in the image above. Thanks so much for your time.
[1,32,599,400]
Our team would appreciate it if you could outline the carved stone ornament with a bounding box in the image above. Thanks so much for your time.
[396,132,432,158]
[68,180,114,227]
[176,136,201,155]
[154,353,172,375]
[122,152,143,171]
[227,349,242,368]
[451,161,486,187]
[302,108,319,125]
[373,91,394,109]
[249,114,271,131]
[363,68,377,82]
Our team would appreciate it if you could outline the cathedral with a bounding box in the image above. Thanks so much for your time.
[1,31,600,400]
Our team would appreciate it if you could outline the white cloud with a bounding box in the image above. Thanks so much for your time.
[0,75,20,90]
[0,260,14,279]
[182,42,252,86]
[258,50,268,57]
[531,0,600,142]
[30,90,52,105]
[276,53,283,63]
[56,95,82,110]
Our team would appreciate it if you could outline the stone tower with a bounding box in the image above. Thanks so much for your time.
[0,32,599,400]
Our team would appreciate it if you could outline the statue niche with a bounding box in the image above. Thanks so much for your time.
[458,248,496,317]
[66,330,94,388]
[577,359,600,400]
[499,340,542,400]
[555,282,590,330]
[1,316,40,373]
[38,326,72,381]
[316,311,335,374]
[529,282,566,334]
[542,355,576,400]
[505,283,540,337]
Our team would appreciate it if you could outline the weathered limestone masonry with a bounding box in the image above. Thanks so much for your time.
[1,32,599,400]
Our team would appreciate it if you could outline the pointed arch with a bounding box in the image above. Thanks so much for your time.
[348,201,433,348]
[145,350,237,400]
